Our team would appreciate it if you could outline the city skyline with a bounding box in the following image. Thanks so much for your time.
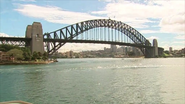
[0,0,184,52]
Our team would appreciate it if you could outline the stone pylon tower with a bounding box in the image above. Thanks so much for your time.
[144,39,159,58]
[153,39,158,57]
[25,25,32,49]
[25,22,44,54]
[145,39,153,58]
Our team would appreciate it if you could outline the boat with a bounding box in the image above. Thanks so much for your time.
[0,101,32,104]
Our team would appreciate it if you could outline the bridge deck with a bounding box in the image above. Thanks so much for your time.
[0,37,31,41]
[44,39,154,48]
[0,37,154,48]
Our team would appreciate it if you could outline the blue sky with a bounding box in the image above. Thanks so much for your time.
[0,0,184,52]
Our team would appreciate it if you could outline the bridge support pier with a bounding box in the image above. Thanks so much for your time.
[145,39,163,58]
[158,47,164,57]
[145,48,154,58]
[145,40,153,58]
[25,25,32,49]
[153,39,158,57]
[25,22,44,54]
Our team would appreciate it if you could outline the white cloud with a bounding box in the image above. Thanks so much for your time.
[159,12,185,34]
[0,33,10,37]
[93,0,185,33]
[140,30,159,34]
[161,44,184,50]
[175,35,185,40]
[15,4,104,24]
[14,1,184,34]
[160,41,185,50]
[92,1,162,28]
[146,36,159,42]
[172,41,185,44]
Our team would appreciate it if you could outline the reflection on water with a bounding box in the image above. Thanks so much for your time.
[0,58,184,104]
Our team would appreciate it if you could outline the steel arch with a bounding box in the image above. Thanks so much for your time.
[44,19,151,55]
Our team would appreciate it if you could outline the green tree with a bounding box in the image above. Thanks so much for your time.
[23,51,32,61]
[7,49,23,60]
[21,47,32,61]
[42,52,48,61]
[0,47,6,52]
[164,50,170,54]
[37,52,42,60]
[0,44,19,52]
[32,51,39,60]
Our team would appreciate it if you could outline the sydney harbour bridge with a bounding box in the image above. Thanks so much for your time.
[0,19,164,58]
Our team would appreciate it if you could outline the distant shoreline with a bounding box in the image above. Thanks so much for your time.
[0,60,55,65]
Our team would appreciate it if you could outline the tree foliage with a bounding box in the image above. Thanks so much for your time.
[42,52,48,60]
[32,51,48,60]
[32,51,39,60]
[21,47,32,61]
[0,44,48,61]
[164,50,170,54]
[0,44,20,52]
[7,49,23,60]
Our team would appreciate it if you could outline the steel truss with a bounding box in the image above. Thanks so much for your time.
[44,19,151,55]
[0,37,30,46]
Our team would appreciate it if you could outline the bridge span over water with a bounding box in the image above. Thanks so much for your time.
[0,19,163,58]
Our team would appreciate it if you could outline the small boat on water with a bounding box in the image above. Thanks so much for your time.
[0,101,32,104]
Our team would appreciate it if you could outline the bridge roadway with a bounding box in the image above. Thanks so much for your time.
[0,37,154,49]
[0,37,31,41]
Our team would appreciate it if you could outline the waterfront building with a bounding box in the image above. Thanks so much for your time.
[0,51,14,62]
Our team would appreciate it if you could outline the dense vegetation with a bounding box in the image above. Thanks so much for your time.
[0,44,48,61]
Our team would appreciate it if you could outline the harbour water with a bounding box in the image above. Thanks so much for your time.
[0,58,184,104]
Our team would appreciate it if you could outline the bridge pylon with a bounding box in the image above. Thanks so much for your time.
[145,39,163,58]
[153,39,158,57]
[25,22,44,54]
[145,40,153,58]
